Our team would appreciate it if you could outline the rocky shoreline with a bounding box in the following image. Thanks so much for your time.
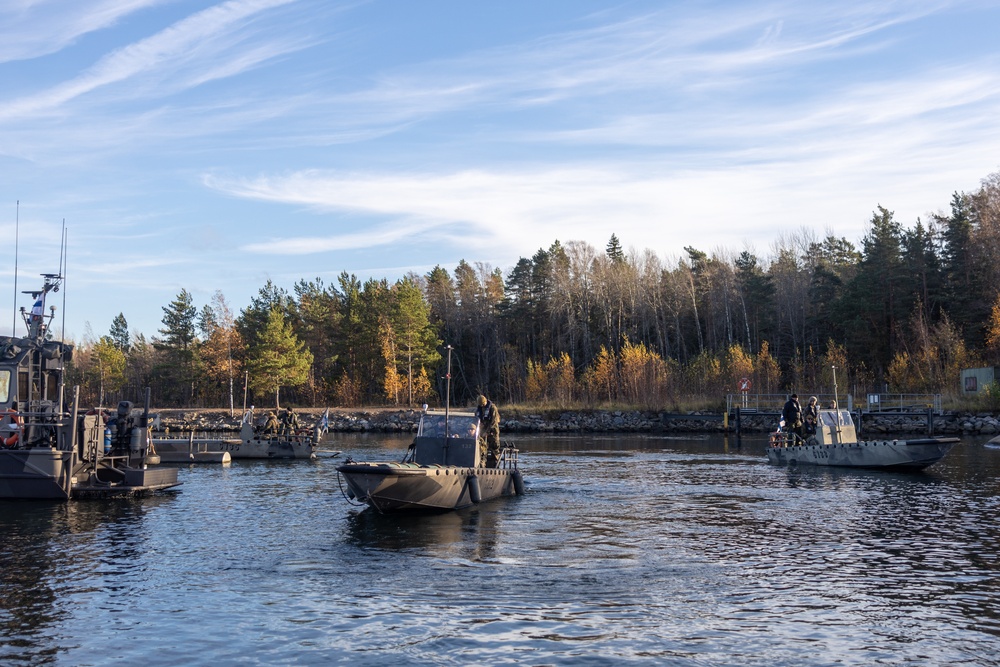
[151,407,1000,438]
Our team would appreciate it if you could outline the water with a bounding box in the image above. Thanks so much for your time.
[2,432,1000,666]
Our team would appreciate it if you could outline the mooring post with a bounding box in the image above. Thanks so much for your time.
[735,407,742,443]
[927,407,934,435]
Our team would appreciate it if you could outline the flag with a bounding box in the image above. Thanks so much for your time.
[319,408,329,434]
[30,297,43,320]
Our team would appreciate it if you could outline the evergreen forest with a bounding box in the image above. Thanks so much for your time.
[67,171,1000,410]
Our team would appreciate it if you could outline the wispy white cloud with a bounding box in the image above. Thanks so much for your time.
[205,165,869,259]
[322,2,948,126]
[206,45,1000,259]
[3,0,999,340]
[0,0,167,63]
[0,0,301,121]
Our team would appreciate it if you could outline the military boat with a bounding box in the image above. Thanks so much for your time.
[0,274,180,499]
[151,407,326,460]
[767,407,958,470]
[336,408,524,513]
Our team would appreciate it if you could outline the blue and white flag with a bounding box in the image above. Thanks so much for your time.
[30,297,43,319]
[319,408,330,434]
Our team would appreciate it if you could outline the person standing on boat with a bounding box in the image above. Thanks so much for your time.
[263,411,280,436]
[803,396,819,436]
[281,407,299,435]
[476,394,501,468]
[781,394,803,441]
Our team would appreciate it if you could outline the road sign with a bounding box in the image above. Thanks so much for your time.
[739,377,752,392]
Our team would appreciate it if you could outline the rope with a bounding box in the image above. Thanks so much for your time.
[336,470,369,507]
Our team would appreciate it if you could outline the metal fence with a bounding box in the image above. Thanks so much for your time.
[726,393,840,414]
[726,393,943,415]
[860,393,943,415]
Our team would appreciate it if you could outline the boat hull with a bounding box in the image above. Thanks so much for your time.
[0,448,181,499]
[152,436,315,460]
[0,449,73,499]
[72,466,181,498]
[767,438,958,470]
[337,462,522,512]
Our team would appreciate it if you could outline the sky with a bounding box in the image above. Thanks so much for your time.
[2,0,1000,343]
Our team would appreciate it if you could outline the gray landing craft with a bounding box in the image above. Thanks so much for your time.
[767,407,958,470]
[336,409,524,512]
[0,274,180,499]
[151,408,330,462]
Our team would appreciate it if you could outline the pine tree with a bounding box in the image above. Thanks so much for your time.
[837,206,906,375]
[154,289,199,404]
[291,277,341,404]
[390,277,442,405]
[158,290,197,351]
[606,234,625,264]
[245,308,313,408]
[109,313,130,352]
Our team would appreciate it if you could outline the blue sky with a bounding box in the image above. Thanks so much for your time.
[3,0,1000,342]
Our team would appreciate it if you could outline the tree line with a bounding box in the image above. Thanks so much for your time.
[67,170,1000,410]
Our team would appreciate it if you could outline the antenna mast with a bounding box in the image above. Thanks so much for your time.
[60,223,67,340]
[12,201,19,335]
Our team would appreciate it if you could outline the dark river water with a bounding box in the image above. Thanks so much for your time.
[2,432,1000,666]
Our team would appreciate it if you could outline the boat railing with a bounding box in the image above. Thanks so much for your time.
[768,430,804,448]
[497,441,519,470]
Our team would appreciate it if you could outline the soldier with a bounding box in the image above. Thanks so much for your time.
[781,393,803,441]
[263,411,280,436]
[803,396,819,436]
[475,394,501,468]
[282,407,299,435]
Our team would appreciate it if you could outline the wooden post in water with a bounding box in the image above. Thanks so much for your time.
[927,407,934,435]
[735,407,742,444]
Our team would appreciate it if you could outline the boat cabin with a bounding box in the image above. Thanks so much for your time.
[410,410,481,467]
[0,336,74,447]
[812,409,858,446]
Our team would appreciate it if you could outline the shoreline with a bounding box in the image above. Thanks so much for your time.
[150,407,1000,438]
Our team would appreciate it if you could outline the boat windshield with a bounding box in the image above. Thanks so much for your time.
[819,410,854,428]
[418,413,479,439]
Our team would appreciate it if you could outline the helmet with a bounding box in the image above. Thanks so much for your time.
[477,395,487,407]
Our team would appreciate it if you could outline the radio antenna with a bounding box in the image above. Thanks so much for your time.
[60,223,67,340]
[12,201,19,335]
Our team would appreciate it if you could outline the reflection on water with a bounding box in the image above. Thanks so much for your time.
[344,507,500,559]
[2,433,1000,665]
[0,495,179,664]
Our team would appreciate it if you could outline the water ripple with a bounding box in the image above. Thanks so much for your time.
[2,436,1000,665]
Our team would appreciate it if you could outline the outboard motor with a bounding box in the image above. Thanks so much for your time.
[115,400,152,466]
[116,401,134,421]
[109,402,135,456]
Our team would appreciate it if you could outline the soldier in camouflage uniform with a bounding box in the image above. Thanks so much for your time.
[475,394,501,468]
[263,411,280,436]
[281,407,299,435]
